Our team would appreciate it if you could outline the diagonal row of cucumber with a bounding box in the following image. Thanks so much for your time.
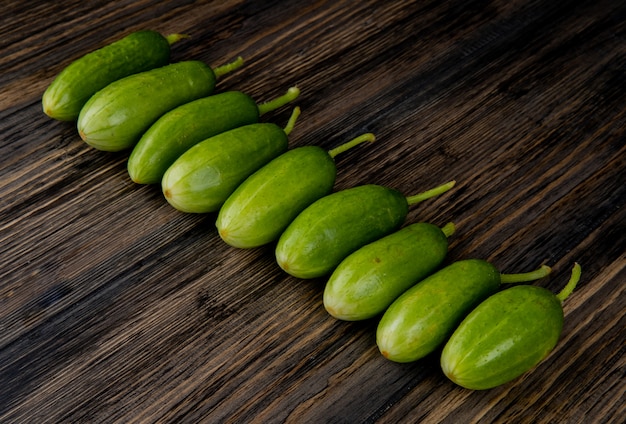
[42,29,582,392]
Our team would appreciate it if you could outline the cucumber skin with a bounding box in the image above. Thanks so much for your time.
[376,259,500,363]
[324,222,449,321]
[162,123,289,213]
[128,91,259,184]
[440,285,564,390]
[43,30,172,121]
[216,146,336,248]
[77,61,216,152]
[275,185,409,279]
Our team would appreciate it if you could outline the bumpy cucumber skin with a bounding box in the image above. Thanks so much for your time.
[216,146,336,248]
[128,91,259,184]
[77,61,216,152]
[440,285,564,390]
[275,185,409,279]
[43,30,172,121]
[324,223,449,321]
[162,123,289,213]
[376,259,500,363]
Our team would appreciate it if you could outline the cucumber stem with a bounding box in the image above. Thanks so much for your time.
[213,56,245,78]
[283,107,301,136]
[257,87,301,116]
[556,262,581,302]
[440,222,456,237]
[500,264,551,284]
[405,180,456,206]
[165,33,189,44]
[328,133,376,159]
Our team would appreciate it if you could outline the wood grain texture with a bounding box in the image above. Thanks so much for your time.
[1,0,624,422]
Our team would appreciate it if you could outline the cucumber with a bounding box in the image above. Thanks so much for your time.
[275,181,456,279]
[376,259,551,363]
[127,87,300,184]
[440,263,581,390]
[43,30,185,121]
[216,133,375,248]
[77,57,244,152]
[162,107,300,213]
[323,222,455,321]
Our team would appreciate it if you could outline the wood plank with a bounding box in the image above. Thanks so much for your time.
[1,0,624,422]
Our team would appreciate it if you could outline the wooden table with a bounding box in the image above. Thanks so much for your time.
[1,1,624,422]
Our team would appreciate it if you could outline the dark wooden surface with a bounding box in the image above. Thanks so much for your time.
[1,1,625,422]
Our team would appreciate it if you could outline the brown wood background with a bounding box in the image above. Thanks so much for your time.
[1,0,624,422]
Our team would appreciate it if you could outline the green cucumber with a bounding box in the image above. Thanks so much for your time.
[275,180,456,279]
[43,30,186,121]
[440,263,581,390]
[162,107,300,213]
[376,259,552,363]
[324,222,455,321]
[77,57,244,152]
[216,133,376,248]
[127,86,301,184]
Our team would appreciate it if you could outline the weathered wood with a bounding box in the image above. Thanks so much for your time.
[1,0,624,422]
